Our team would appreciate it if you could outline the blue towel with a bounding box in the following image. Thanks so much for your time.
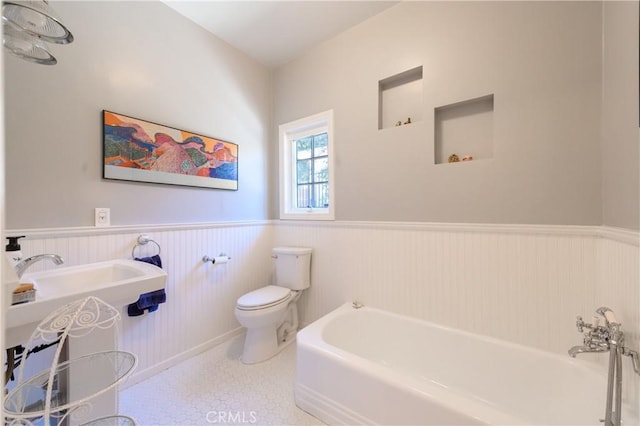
[136,254,162,268]
[127,255,167,317]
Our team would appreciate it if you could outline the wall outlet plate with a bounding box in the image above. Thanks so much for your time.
[95,208,110,227]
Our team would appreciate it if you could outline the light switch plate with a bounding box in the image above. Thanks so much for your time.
[95,208,110,227]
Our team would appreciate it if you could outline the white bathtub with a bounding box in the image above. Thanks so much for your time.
[295,303,638,425]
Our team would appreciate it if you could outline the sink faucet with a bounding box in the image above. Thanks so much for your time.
[15,254,64,278]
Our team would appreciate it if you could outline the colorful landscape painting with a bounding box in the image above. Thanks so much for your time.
[103,111,238,190]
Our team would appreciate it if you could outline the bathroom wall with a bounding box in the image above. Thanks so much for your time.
[601,1,640,231]
[273,223,637,355]
[3,1,272,229]
[596,6,640,412]
[0,33,5,383]
[273,1,603,226]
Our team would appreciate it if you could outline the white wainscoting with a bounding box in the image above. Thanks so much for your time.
[276,222,585,352]
[6,221,639,399]
[10,222,275,386]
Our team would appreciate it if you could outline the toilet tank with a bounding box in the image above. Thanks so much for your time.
[273,247,312,290]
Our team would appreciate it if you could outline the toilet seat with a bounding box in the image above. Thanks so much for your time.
[236,285,291,311]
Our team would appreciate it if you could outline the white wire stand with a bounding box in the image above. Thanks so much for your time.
[80,415,136,426]
[4,296,138,426]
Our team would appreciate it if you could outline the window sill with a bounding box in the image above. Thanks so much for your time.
[280,209,334,221]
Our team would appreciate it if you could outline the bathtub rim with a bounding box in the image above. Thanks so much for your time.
[299,302,607,374]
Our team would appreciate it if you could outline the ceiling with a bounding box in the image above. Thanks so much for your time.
[163,1,399,68]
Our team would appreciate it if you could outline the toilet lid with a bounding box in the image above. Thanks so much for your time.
[236,285,291,310]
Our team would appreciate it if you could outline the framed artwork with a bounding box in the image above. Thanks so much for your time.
[103,110,238,190]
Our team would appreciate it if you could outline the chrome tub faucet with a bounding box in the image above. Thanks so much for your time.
[569,307,640,426]
[569,312,612,358]
[568,344,608,357]
[15,254,64,278]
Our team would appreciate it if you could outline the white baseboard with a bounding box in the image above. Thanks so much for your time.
[119,327,245,390]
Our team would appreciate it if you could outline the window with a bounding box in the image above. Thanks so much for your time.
[279,110,334,220]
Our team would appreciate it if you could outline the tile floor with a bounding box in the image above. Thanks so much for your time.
[119,335,325,426]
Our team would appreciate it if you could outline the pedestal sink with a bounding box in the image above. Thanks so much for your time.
[6,259,167,330]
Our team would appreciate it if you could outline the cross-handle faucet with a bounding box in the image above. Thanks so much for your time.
[569,314,612,357]
[569,306,623,357]
[14,254,64,278]
[569,308,640,374]
[569,308,640,426]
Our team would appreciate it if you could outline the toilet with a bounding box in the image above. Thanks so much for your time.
[234,247,312,364]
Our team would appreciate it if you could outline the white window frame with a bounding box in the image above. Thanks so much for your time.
[279,109,335,220]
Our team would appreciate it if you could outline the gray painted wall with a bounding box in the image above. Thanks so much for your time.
[601,1,640,231]
[4,1,272,229]
[274,2,605,225]
[4,2,638,231]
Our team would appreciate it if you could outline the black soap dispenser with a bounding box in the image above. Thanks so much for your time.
[5,236,25,267]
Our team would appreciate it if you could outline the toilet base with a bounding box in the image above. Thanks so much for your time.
[237,294,301,364]
[240,327,296,364]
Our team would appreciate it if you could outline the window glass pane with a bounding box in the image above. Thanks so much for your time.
[296,159,311,184]
[295,137,312,160]
[280,110,333,219]
[313,157,328,183]
[313,133,328,157]
[297,184,311,208]
[312,183,329,208]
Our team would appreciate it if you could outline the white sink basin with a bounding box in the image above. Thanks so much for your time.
[6,259,167,329]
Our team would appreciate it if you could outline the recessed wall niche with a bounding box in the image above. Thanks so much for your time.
[434,94,494,165]
[378,66,423,130]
